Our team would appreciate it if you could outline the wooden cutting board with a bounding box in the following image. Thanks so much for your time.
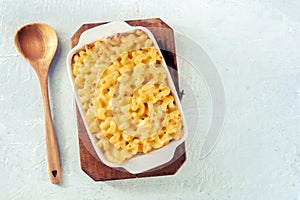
[70,18,186,181]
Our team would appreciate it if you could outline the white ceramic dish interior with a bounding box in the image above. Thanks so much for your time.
[66,21,188,174]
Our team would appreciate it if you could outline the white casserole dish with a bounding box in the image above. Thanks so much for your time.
[66,21,188,174]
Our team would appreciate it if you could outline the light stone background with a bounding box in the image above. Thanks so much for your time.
[1,0,300,199]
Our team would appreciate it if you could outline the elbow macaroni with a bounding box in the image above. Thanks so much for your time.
[71,30,183,164]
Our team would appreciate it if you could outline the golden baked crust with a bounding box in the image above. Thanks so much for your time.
[71,30,183,164]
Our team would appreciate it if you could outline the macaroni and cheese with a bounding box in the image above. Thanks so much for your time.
[71,30,183,164]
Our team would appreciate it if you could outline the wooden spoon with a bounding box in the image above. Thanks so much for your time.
[14,23,61,184]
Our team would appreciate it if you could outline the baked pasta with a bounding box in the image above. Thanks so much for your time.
[71,29,183,164]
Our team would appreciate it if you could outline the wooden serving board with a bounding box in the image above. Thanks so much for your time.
[71,18,186,181]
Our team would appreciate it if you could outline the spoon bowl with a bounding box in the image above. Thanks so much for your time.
[14,23,58,73]
[14,23,61,184]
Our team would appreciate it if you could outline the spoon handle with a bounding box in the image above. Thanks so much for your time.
[39,75,62,184]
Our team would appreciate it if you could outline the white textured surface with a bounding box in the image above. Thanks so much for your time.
[1,0,300,199]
